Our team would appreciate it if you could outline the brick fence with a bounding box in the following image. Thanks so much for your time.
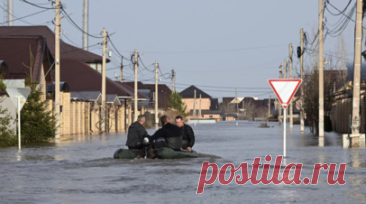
[331,95,366,133]
[48,92,126,137]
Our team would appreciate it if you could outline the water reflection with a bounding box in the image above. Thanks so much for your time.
[0,121,366,203]
[319,137,324,147]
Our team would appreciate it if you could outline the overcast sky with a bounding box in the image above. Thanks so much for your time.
[3,0,359,100]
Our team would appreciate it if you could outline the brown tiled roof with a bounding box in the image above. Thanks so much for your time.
[123,81,148,89]
[60,59,129,97]
[0,36,53,82]
[114,81,149,99]
[144,84,172,95]
[180,85,211,99]
[144,83,172,109]
[0,26,106,63]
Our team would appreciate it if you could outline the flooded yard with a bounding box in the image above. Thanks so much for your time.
[0,121,366,203]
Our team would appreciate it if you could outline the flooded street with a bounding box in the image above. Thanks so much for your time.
[1,121,366,204]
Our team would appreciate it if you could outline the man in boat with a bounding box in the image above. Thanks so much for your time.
[149,115,182,151]
[125,115,149,150]
[175,116,195,151]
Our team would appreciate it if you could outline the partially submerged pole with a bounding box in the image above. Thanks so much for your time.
[283,107,287,157]
[193,90,196,119]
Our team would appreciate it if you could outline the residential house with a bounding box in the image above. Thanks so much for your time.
[180,85,212,111]
[0,26,141,136]
[190,110,222,120]
[143,83,172,114]
[180,85,221,119]
[0,36,54,98]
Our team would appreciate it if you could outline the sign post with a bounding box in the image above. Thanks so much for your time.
[268,79,302,157]
[17,96,21,150]
[6,88,31,150]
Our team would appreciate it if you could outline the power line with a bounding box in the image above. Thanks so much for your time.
[107,36,131,61]
[0,5,49,25]
[20,0,55,10]
[134,43,290,54]
[138,56,155,72]
[60,7,103,39]
[325,0,353,16]
[160,81,271,90]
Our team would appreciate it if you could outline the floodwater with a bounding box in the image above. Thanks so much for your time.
[1,121,366,204]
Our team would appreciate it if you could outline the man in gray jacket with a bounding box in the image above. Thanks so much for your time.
[126,115,149,150]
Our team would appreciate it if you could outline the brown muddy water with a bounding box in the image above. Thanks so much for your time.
[0,121,366,204]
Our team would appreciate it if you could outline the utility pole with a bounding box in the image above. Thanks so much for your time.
[289,44,293,128]
[283,60,287,79]
[120,57,123,82]
[284,60,287,123]
[300,28,305,133]
[134,50,139,122]
[199,94,202,119]
[193,90,196,119]
[268,95,271,121]
[350,0,364,146]
[55,0,61,139]
[8,0,13,26]
[3,1,7,26]
[155,61,159,129]
[235,88,239,115]
[279,64,282,125]
[172,69,175,92]
[82,0,89,50]
[319,0,325,137]
[101,28,107,133]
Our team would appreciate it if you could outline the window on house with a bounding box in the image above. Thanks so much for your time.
[153,92,155,101]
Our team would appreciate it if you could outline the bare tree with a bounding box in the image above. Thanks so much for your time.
[219,102,236,114]
[245,101,257,120]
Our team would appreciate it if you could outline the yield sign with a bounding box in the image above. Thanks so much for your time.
[6,88,31,111]
[268,79,302,109]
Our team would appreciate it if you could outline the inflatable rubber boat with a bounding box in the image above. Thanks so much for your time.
[113,147,199,159]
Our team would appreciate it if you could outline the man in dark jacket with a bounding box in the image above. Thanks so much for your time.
[175,116,195,151]
[126,115,149,150]
[149,115,182,150]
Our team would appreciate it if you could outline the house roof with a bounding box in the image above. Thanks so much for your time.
[71,91,121,105]
[222,97,235,104]
[99,94,121,105]
[123,81,148,89]
[0,26,106,63]
[59,59,130,97]
[144,84,172,109]
[0,36,53,82]
[70,91,101,101]
[138,89,150,98]
[180,85,212,99]
[210,98,219,110]
[114,82,149,99]
[230,97,245,104]
[144,84,172,95]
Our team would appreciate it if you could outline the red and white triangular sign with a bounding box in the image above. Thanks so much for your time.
[268,79,302,109]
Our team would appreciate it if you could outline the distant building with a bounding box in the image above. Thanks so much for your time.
[180,85,220,119]
[121,82,172,115]
[180,85,212,112]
